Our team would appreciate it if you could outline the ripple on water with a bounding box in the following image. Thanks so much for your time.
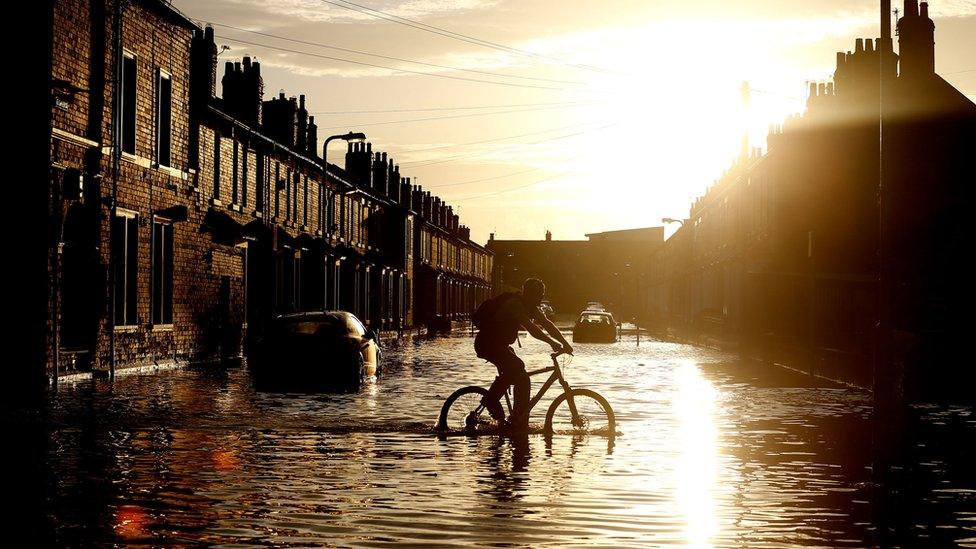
[23,335,976,547]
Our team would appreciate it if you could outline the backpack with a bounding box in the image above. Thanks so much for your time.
[471,292,518,329]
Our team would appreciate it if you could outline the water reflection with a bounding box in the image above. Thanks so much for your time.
[673,361,719,547]
[15,336,976,547]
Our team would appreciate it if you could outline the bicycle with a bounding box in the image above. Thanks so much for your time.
[437,352,615,436]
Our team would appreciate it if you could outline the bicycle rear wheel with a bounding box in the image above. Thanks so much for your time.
[438,386,506,434]
[544,388,615,436]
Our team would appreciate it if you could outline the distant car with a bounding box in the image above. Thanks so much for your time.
[585,301,606,311]
[250,311,380,390]
[539,300,554,319]
[573,311,617,343]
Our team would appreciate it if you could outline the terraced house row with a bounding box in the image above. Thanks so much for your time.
[642,1,975,399]
[44,0,492,379]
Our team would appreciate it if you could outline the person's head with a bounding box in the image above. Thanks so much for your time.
[521,278,545,307]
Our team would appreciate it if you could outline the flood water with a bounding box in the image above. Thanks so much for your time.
[12,335,976,547]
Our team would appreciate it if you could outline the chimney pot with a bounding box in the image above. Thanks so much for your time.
[855,38,864,52]
[906,0,919,18]
[920,2,929,18]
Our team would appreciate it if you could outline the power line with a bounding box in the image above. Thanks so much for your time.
[402,122,618,168]
[394,120,599,155]
[308,100,599,115]
[317,0,618,75]
[942,69,976,75]
[447,172,573,202]
[219,35,595,92]
[211,21,588,86]
[316,102,591,130]
[426,167,543,188]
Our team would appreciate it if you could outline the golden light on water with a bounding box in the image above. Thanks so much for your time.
[672,360,720,547]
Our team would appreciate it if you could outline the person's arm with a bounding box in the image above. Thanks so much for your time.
[538,314,573,353]
[517,311,562,352]
[526,306,571,352]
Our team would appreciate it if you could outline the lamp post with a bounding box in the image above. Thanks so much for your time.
[322,131,366,231]
[321,132,365,312]
[661,217,685,226]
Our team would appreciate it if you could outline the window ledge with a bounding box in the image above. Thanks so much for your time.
[121,152,152,169]
[157,164,189,180]
[210,198,223,207]
[151,324,174,332]
[114,325,138,332]
[253,211,263,219]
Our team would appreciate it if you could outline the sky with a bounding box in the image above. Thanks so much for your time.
[171,0,976,243]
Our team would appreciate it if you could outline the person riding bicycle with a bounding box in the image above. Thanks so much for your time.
[474,278,573,431]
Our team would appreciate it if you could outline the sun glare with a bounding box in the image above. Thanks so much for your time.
[530,19,812,233]
[672,360,720,547]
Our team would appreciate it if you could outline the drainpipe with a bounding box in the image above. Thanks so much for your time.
[108,0,125,380]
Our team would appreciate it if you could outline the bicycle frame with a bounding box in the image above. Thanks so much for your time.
[485,353,583,426]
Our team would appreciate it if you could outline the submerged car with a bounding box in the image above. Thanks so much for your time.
[250,311,380,390]
[584,301,606,311]
[573,311,617,343]
[539,300,555,319]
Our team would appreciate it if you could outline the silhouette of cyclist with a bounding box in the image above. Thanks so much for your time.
[474,278,573,431]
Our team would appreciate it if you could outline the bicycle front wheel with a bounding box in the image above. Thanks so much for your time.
[438,386,505,434]
[544,388,615,436]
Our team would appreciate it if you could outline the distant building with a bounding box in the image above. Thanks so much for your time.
[487,227,664,320]
[646,0,976,398]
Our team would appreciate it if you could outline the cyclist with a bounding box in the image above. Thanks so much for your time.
[474,278,573,431]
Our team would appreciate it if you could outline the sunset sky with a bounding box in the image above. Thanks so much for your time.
[171,0,976,243]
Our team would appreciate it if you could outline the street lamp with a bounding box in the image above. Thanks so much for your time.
[320,132,365,313]
[661,217,684,226]
[321,131,366,235]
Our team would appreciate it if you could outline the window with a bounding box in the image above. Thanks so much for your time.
[293,171,300,222]
[156,70,172,166]
[152,218,174,325]
[285,167,292,221]
[112,210,139,326]
[232,140,239,204]
[303,174,308,226]
[274,162,281,218]
[242,147,249,208]
[121,52,137,155]
[213,134,221,200]
[255,153,264,213]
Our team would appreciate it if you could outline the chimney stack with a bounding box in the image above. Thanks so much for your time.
[898,0,936,77]
[306,116,318,157]
[262,92,298,148]
[190,26,217,113]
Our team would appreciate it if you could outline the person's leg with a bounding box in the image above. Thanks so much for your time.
[479,345,512,420]
[483,363,510,420]
[499,348,530,429]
